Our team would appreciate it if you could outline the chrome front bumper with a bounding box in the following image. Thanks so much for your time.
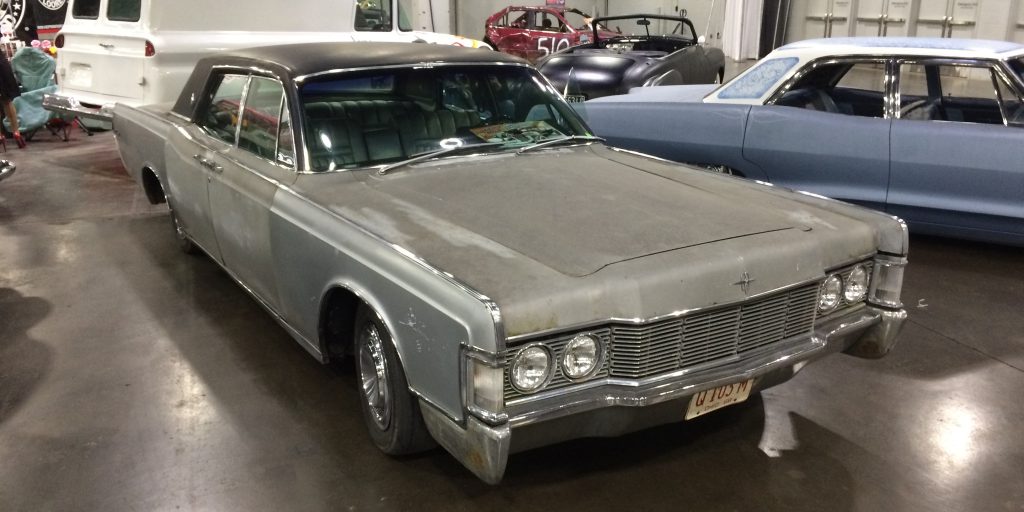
[420,303,907,484]
[42,93,114,121]
[0,160,15,183]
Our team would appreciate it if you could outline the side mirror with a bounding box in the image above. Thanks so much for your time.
[697,35,707,45]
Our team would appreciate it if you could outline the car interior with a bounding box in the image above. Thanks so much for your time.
[298,68,577,171]
[776,60,1016,125]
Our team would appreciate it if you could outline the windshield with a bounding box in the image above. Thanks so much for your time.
[598,16,695,42]
[301,65,591,171]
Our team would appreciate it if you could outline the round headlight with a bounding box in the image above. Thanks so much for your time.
[818,274,843,312]
[510,345,551,393]
[844,265,869,303]
[562,334,602,380]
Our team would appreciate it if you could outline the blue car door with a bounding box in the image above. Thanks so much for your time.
[888,60,1024,242]
[742,59,893,211]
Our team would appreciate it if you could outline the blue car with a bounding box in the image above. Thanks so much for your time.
[581,37,1024,246]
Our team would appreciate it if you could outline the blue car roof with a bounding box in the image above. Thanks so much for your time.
[780,37,1024,55]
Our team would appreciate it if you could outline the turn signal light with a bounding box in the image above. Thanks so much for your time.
[55,34,64,48]
[144,40,155,57]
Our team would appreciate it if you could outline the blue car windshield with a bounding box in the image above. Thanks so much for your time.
[300,65,591,171]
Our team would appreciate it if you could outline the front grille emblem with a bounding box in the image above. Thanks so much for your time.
[733,272,756,295]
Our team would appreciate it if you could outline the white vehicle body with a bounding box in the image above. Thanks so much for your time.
[44,0,488,120]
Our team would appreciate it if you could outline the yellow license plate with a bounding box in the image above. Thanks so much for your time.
[685,379,754,420]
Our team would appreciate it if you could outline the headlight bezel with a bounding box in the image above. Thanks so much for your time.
[561,333,604,381]
[509,343,554,394]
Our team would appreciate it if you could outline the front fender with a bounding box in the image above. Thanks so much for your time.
[270,188,502,421]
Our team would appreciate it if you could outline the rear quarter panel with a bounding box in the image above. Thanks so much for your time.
[112,103,175,187]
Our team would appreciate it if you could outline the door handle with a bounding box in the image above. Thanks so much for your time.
[98,43,114,50]
[193,154,224,173]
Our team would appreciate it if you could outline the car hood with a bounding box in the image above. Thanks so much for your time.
[293,144,883,336]
[589,83,719,103]
[538,53,641,98]
[323,146,797,278]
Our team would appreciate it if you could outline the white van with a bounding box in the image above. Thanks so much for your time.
[44,0,488,120]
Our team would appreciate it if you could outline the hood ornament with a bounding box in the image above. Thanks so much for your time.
[733,272,756,295]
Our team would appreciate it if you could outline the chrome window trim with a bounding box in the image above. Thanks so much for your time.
[893,57,1020,126]
[505,253,875,344]
[765,56,896,118]
[197,72,249,145]
[294,61,534,83]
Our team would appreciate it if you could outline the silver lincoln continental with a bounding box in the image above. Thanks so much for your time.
[113,42,909,483]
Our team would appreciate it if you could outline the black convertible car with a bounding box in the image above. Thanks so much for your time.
[536,14,726,101]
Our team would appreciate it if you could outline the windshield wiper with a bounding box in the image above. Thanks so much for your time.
[516,135,605,155]
[379,142,506,175]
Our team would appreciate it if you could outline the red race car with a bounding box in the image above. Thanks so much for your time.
[484,4,617,63]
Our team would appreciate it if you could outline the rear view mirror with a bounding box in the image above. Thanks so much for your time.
[636,19,650,26]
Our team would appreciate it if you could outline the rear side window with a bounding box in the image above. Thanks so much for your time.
[72,0,101,19]
[199,74,248,145]
[107,0,142,22]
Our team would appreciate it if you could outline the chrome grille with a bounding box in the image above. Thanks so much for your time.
[503,283,819,401]
[607,283,819,379]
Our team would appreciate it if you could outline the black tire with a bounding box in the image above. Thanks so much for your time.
[169,208,199,255]
[354,305,435,455]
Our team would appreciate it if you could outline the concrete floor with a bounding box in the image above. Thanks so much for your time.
[1,130,1022,512]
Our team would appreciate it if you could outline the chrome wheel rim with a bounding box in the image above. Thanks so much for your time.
[359,323,391,430]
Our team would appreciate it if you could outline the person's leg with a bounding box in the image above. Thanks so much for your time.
[3,100,25,148]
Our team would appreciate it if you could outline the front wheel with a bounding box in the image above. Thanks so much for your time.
[354,305,434,455]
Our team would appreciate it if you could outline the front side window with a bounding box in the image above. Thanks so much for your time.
[1007,57,1024,83]
[107,0,141,22]
[994,73,1024,125]
[355,0,392,32]
[72,0,100,19]
[534,11,563,32]
[300,65,591,171]
[562,10,591,31]
[199,74,248,145]
[238,77,287,162]
[776,61,888,118]
[898,62,1004,125]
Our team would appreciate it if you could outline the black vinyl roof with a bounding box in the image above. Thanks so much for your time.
[221,42,527,79]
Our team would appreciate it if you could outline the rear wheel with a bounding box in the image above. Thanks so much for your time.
[354,305,434,455]
[169,208,199,255]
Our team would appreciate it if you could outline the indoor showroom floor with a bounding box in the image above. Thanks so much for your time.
[0,130,1022,511]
